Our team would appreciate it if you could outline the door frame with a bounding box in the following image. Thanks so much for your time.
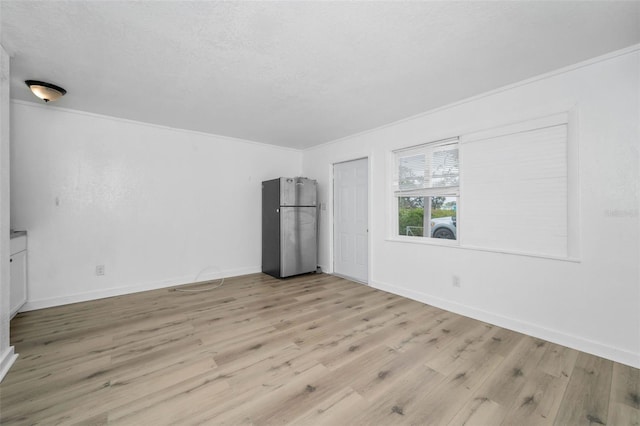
[330,156,371,284]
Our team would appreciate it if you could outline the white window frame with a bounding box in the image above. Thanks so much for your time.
[392,137,460,244]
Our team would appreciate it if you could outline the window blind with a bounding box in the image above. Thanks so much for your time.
[394,138,459,197]
[461,123,568,256]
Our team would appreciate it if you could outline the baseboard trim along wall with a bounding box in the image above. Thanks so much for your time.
[0,346,18,383]
[21,266,261,312]
[371,279,640,369]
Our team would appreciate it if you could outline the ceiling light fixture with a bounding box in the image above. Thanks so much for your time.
[25,80,67,103]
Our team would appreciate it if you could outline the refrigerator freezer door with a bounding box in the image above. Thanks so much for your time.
[280,177,317,206]
[280,206,317,277]
[262,179,281,278]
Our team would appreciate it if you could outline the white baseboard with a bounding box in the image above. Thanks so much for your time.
[0,346,18,383]
[371,279,640,369]
[21,266,261,312]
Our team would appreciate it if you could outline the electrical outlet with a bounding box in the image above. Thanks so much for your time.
[96,265,105,276]
[452,275,461,288]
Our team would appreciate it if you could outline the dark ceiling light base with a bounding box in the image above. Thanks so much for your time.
[25,80,67,103]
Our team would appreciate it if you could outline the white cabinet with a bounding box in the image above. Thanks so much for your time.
[10,234,27,318]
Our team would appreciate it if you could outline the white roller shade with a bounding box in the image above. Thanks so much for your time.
[461,123,568,257]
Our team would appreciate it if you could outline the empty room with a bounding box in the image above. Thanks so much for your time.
[0,1,639,425]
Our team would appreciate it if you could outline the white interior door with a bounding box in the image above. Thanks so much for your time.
[333,158,368,283]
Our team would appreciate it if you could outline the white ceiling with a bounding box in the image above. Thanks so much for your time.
[1,1,639,149]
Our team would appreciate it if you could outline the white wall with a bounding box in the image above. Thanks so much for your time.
[10,102,302,309]
[0,45,18,382]
[303,47,640,367]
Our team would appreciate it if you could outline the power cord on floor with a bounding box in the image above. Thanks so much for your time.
[172,266,225,293]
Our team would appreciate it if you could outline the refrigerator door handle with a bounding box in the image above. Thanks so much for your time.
[276,208,279,213]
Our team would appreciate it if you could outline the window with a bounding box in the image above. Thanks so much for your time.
[390,113,573,258]
[461,117,569,257]
[393,138,459,240]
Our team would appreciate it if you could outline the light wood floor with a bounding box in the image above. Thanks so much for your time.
[1,273,638,425]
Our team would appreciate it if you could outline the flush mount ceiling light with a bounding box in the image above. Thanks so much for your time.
[25,80,67,103]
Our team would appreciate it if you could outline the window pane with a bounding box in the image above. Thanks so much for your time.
[430,196,457,240]
[431,148,459,187]
[398,196,458,240]
[398,154,426,190]
[396,144,458,192]
[398,197,424,236]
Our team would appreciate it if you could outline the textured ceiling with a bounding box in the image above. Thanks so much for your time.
[1,1,639,149]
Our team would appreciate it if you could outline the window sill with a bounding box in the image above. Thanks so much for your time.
[388,236,460,247]
[385,237,581,263]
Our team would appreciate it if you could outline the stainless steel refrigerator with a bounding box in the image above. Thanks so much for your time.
[262,177,317,279]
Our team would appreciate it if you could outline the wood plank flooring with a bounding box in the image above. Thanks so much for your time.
[1,273,638,425]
